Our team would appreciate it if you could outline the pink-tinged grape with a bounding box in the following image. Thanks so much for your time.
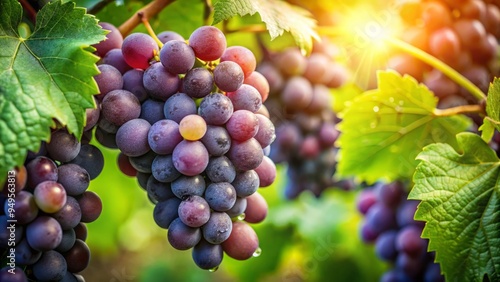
[34,181,67,213]
[116,118,151,157]
[244,71,270,102]
[178,195,211,227]
[318,121,339,147]
[201,212,233,244]
[164,92,197,123]
[74,223,87,241]
[198,93,234,125]
[101,48,132,74]
[213,61,245,92]
[244,192,268,224]
[167,217,202,250]
[452,19,487,49]
[84,101,100,131]
[172,140,209,176]
[356,189,377,215]
[396,226,426,257]
[273,47,307,76]
[189,26,226,61]
[26,216,63,251]
[421,1,452,31]
[160,40,195,74]
[94,64,123,100]
[377,181,405,208]
[179,114,207,141]
[122,33,159,70]
[325,62,349,88]
[226,110,259,142]
[303,53,330,84]
[182,67,214,99]
[143,62,180,101]
[254,156,276,187]
[459,0,486,20]
[254,114,276,148]
[157,30,184,43]
[281,76,313,111]
[93,22,123,57]
[26,156,58,188]
[221,221,259,260]
[77,191,102,223]
[299,135,321,159]
[148,119,183,155]
[428,28,461,65]
[221,46,256,78]
[227,138,264,171]
[305,84,331,113]
[227,84,262,113]
[101,89,141,126]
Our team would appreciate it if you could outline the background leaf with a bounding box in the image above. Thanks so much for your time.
[410,132,500,281]
[336,71,471,184]
[486,78,500,132]
[212,0,318,54]
[0,0,105,184]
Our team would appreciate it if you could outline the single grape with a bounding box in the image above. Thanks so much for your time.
[167,217,202,250]
[205,156,236,183]
[178,195,211,228]
[221,221,259,260]
[157,30,184,43]
[232,170,259,197]
[26,156,58,188]
[151,155,181,183]
[122,33,159,70]
[140,99,166,125]
[164,92,197,123]
[189,26,226,61]
[198,93,234,125]
[221,46,256,78]
[192,239,224,270]
[213,61,244,92]
[182,67,214,99]
[32,250,67,281]
[227,138,264,171]
[243,71,270,102]
[153,198,181,228]
[95,64,123,100]
[160,40,195,74]
[148,119,183,155]
[200,125,232,156]
[101,89,141,126]
[34,181,67,213]
[122,69,148,102]
[69,144,105,180]
[172,140,209,176]
[227,84,262,113]
[63,239,91,273]
[57,163,90,196]
[26,216,63,251]
[77,191,102,223]
[254,156,276,187]
[244,192,268,224]
[93,22,123,57]
[171,175,206,199]
[204,182,237,211]
[101,48,132,74]
[201,211,233,244]
[116,118,151,157]
[226,110,259,142]
[143,62,180,101]
[179,114,207,141]
[52,196,82,230]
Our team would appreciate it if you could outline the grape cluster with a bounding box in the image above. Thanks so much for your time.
[92,24,276,270]
[357,182,444,282]
[258,40,350,199]
[0,127,104,281]
[392,0,499,108]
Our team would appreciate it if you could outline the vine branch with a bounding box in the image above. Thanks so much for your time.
[434,104,485,117]
[118,0,176,37]
[19,0,37,23]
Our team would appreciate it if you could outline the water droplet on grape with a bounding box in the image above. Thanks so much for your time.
[253,247,262,257]
[237,213,246,221]
[209,266,219,272]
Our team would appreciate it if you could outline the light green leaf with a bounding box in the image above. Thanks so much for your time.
[331,82,363,114]
[479,117,495,143]
[336,71,471,183]
[486,78,500,132]
[212,0,318,54]
[409,132,500,281]
[0,0,105,183]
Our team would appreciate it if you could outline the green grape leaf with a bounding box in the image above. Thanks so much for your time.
[212,0,318,54]
[409,132,500,281]
[486,78,500,132]
[479,117,496,143]
[331,82,363,114]
[0,0,105,183]
[336,71,471,183]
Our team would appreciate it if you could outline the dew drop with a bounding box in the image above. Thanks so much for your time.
[209,266,219,272]
[389,97,395,103]
[373,106,380,113]
[253,247,262,257]
[237,213,246,221]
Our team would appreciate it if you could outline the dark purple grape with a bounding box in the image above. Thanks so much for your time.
[375,230,398,261]
[164,92,197,123]
[122,69,148,102]
[26,216,62,251]
[183,67,214,98]
[198,93,234,125]
[56,228,76,253]
[227,138,264,171]
[52,196,82,230]
[200,125,231,156]
[153,198,181,228]
[365,203,397,234]
[232,170,259,197]
[15,238,42,265]
[57,164,90,196]
[167,217,202,250]
[204,182,236,212]
[63,239,90,273]
[143,62,180,101]
[152,155,181,183]
[148,119,183,155]
[94,64,123,100]
[213,61,244,92]
[192,239,224,270]
[171,175,206,199]
[202,212,232,244]
[32,250,67,281]
[140,99,166,125]
[77,191,102,223]
[101,48,132,74]
[146,176,175,203]
[69,144,104,180]
[206,156,236,183]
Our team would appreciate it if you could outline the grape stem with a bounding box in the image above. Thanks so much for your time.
[385,37,488,103]
[139,13,164,48]
[19,0,37,24]
[118,0,175,37]
[434,104,484,117]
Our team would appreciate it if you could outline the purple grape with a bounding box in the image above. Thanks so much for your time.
[375,230,398,261]
[63,239,90,273]
[26,216,63,251]
[57,164,90,196]
[143,62,180,101]
[178,195,210,227]
[122,69,148,102]
[93,22,123,57]
[227,138,264,171]
[171,175,206,199]
[15,238,42,265]
[94,64,123,100]
[160,40,195,74]
[200,125,231,156]
[152,155,181,183]
[213,61,244,92]
[202,212,233,244]
[26,156,58,188]
[232,170,259,197]
[101,48,132,74]
[182,67,214,98]
[204,182,236,212]
[128,151,155,174]
[157,30,184,43]
[227,84,262,112]
[146,175,175,203]
[164,92,197,123]
[52,196,82,230]
[4,190,38,224]
[116,118,151,157]
[192,239,224,270]
[198,93,234,125]
[206,156,236,183]
[32,250,67,281]
[153,198,181,228]
[148,119,183,155]
[77,191,102,223]
[226,197,247,218]
[56,228,76,252]
[167,217,202,250]
[68,144,104,180]
[226,110,259,142]
[101,89,141,126]
[140,99,166,125]
[172,140,209,176]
